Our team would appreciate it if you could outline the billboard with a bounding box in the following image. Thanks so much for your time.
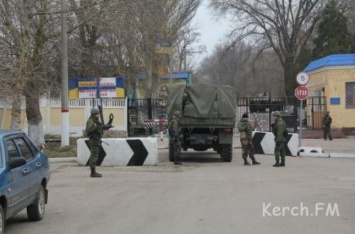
[69,77,125,99]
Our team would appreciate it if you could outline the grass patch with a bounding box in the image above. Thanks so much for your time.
[44,135,78,158]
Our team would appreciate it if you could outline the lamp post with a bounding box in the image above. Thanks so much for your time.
[61,0,69,146]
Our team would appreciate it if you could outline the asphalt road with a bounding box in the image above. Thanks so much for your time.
[5,149,355,234]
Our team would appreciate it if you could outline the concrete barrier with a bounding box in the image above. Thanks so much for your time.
[77,137,158,166]
[297,145,329,157]
[252,131,299,156]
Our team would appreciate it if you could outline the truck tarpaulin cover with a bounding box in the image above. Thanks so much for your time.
[167,83,236,126]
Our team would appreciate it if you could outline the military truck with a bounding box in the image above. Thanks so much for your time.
[167,83,236,162]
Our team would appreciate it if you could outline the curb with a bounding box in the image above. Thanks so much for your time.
[329,153,355,158]
[298,152,355,158]
[49,157,77,163]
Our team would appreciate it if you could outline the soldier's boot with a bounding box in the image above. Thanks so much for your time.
[90,168,102,178]
[273,160,280,167]
[174,153,182,165]
[251,156,260,165]
[329,136,333,141]
[279,157,285,167]
[243,157,251,166]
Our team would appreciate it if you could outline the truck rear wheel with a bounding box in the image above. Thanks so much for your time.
[220,144,232,162]
[169,140,175,162]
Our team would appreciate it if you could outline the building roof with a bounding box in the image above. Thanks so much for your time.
[162,72,190,79]
[304,54,355,72]
[136,72,190,79]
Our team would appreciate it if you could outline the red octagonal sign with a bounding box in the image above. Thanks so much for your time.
[295,86,308,100]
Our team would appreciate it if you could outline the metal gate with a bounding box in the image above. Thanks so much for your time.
[307,96,327,129]
[127,98,168,136]
[236,95,327,132]
[127,95,326,136]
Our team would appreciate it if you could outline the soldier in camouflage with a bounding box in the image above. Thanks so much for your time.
[169,111,182,165]
[272,111,286,167]
[237,113,260,165]
[322,111,333,140]
[85,108,104,177]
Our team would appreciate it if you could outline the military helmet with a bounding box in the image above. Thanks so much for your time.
[91,108,100,115]
[173,111,181,117]
[272,111,281,117]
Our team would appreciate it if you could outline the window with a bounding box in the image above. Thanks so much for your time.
[346,82,355,108]
[6,140,20,160]
[14,138,34,161]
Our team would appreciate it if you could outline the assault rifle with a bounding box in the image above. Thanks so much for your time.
[97,105,114,130]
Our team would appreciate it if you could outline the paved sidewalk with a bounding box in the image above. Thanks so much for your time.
[299,137,355,156]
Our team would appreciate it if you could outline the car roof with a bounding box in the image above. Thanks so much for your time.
[0,129,25,138]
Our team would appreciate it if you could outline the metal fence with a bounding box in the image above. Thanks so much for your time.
[127,98,168,136]
[127,95,327,136]
[236,95,326,132]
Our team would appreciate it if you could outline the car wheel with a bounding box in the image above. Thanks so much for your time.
[27,186,45,221]
[0,205,4,234]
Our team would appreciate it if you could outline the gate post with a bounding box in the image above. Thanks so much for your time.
[293,98,298,133]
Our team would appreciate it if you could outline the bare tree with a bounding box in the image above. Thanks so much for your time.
[0,0,61,145]
[194,42,283,96]
[209,0,335,96]
[130,0,202,97]
[345,0,355,35]
[67,0,201,98]
[174,27,206,71]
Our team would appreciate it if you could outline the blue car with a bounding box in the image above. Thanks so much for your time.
[0,130,50,232]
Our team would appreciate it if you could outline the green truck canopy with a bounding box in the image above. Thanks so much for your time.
[167,83,236,126]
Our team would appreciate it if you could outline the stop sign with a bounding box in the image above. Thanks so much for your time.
[295,86,308,100]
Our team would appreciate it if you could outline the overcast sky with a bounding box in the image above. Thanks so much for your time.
[191,1,231,66]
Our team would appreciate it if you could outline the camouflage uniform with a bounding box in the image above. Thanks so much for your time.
[272,112,286,167]
[322,111,333,140]
[86,108,104,177]
[237,114,260,165]
[169,111,182,165]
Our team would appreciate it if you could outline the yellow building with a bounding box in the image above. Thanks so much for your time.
[304,54,355,134]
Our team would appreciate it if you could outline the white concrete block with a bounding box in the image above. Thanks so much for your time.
[77,138,158,166]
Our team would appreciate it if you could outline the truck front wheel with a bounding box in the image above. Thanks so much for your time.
[220,144,232,162]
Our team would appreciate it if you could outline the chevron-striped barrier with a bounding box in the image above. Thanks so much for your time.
[252,131,299,156]
[77,138,158,166]
[144,122,156,129]
[144,119,168,130]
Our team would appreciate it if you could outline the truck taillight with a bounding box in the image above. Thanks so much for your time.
[224,128,233,133]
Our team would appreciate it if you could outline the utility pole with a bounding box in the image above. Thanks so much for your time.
[61,0,69,146]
